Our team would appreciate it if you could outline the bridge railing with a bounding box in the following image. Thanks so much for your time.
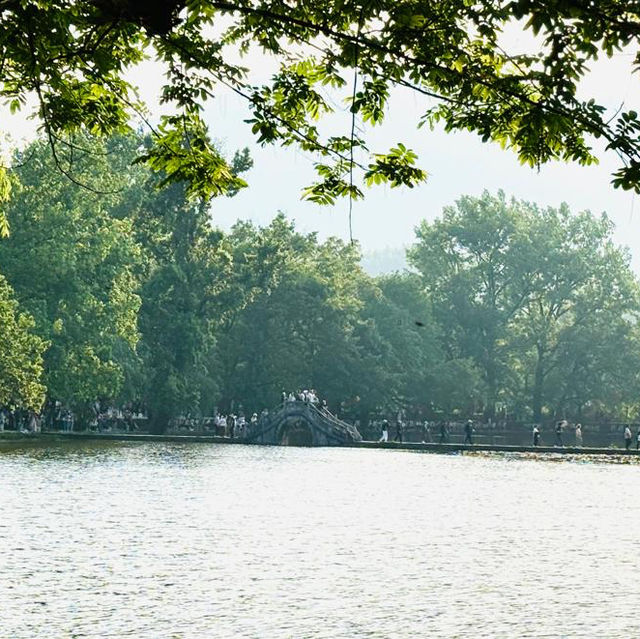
[306,402,362,441]
[242,400,362,444]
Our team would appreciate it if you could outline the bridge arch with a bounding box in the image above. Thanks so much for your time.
[243,401,361,447]
[279,419,314,446]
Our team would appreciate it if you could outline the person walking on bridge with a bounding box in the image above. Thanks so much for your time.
[575,423,583,447]
[378,419,389,442]
[439,421,449,444]
[393,420,403,443]
[463,420,474,445]
[422,420,432,443]
[624,425,632,451]
[227,414,236,439]
[532,424,540,447]
[554,421,564,447]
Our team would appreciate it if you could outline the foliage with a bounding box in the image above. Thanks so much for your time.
[409,191,640,421]
[135,183,232,432]
[507,205,640,420]
[0,274,47,410]
[1,1,640,205]
[214,218,476,424]
[0,167,11,238]
[213,215,367,413]
[356,273,443,414]
[409,191,523,413]
[0,136,143,407]
[2,128,640,427]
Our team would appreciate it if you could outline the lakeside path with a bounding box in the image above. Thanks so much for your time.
[2,431,640,457]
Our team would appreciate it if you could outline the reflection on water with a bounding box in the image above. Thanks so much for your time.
[1,442,639,638]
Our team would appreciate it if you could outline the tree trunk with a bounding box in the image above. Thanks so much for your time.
[532,345,545,423]
[485,355,497,419]
[149,407,170,434]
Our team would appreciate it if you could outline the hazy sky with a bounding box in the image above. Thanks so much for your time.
[202,46,640,271]
[5,33,640,268]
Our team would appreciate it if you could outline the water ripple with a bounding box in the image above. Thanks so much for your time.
[1,443,639,638]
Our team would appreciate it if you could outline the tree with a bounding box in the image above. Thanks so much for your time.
[215,221,477,426]
[408,191,525,416]
[508,205,640,421]
[537,308,640,421]
[0,274,47,411]
[409,191,640,422]
[214,215,367,413]
[357,273,448,418]
[135,183,232,432]
[0,130,251,429]
[1,0,640,231]
[125,135,251,432]
[0,137,143,410]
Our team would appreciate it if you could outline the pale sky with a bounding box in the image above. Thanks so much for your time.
[4,34,640,269]
[202,47,640,271]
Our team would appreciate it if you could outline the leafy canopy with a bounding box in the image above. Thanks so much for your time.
[1,0,640,218]
[0,274,47,411]
[409,190,640,421]
[0,136,144,406]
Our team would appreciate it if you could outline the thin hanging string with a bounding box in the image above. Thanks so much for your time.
[348,4,366,245]
[348,66,358,245]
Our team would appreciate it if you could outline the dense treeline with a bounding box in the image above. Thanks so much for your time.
[2,134,640,431]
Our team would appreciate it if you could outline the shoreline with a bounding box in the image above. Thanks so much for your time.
[1,430,639,456]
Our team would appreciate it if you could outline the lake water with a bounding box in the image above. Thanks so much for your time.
[1,442,639,638]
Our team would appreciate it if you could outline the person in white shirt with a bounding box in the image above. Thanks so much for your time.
[575,423,583,447]
[532,424,540,447]
[216,414,226,436]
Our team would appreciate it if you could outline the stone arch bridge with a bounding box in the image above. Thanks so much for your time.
[243,401,362,446]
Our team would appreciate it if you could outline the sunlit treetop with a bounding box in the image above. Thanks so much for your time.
[1,0,640,217]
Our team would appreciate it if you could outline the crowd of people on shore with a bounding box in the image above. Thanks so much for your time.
[0,407,41,433]
[4,393,640,451]
[191,390,329,438]
[208,412,261,438]
[0,391,330,438]
[0,401,149,434]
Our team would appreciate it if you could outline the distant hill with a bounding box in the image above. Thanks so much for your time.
[361,247,409,276]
